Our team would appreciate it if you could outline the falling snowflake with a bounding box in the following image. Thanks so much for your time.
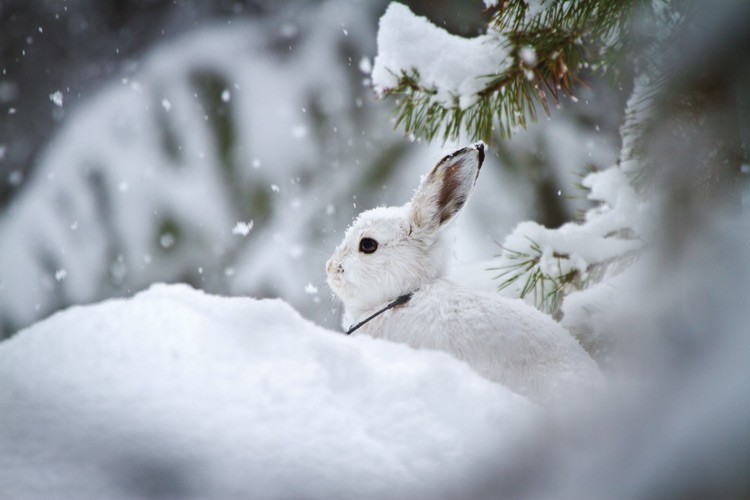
[358,57,372,74]
[49,91,63,107]
[519,46,537,65]
[160,233,175,249]
[232,220,254,236]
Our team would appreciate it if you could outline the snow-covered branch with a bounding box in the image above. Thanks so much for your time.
[372,1,634,141]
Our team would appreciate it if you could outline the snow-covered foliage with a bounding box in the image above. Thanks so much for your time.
[0,283,533,499]
[371,1,631,141]
[372,3,511,109]
[492,105,653,354]
[491,49,674,353]
[493,166,644,313]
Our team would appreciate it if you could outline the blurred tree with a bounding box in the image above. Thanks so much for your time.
[0,0,274,208]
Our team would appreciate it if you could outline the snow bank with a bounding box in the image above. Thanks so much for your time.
[0,284,532,499]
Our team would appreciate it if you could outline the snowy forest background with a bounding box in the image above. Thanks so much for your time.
[0,0,622,337]
[2,0,750,499]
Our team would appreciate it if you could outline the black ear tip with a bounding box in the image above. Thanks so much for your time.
[474,141,485,166]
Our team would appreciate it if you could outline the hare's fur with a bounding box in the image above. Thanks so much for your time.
[327,144,600,403]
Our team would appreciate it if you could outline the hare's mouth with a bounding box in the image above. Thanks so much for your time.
[326,271,345,295]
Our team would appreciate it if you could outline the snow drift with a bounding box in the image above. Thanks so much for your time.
[0,284,533,500]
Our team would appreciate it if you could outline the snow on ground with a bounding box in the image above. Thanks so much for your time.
[0,283,533,500]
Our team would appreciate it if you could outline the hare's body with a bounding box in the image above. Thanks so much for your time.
[347,280,599,403]
[327,143,601,404]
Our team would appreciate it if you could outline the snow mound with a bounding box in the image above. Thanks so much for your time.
[0,284,532,499]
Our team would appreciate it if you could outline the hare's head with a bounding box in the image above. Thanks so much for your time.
[326,143,484,311]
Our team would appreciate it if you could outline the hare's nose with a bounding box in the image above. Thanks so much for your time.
[326,259,343,274]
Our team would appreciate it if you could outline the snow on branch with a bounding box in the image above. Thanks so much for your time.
[492,166,644,316]
[372,3,511,110]
[372,1,635,141]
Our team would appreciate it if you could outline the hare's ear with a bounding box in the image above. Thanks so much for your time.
[409,142,485,234]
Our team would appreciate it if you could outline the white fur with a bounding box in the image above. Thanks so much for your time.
[326,143,601,404]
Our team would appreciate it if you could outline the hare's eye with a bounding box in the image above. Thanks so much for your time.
[358,237,378,254]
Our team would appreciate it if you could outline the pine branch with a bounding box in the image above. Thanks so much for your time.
[380,0,637,142]
[491,234,641,315]
[490,238,582,314]
[384,44,582,142]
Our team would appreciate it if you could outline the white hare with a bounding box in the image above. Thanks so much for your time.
[326,143,601,404]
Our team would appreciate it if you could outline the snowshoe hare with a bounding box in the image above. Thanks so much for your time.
[326,143,601,404]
